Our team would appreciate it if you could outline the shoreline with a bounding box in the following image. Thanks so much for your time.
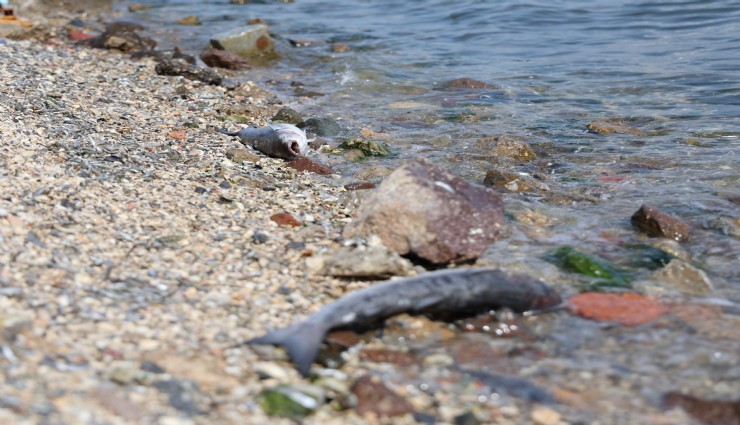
[2,5,739,425]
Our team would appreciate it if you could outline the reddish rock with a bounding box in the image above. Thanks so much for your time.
[343,158,505,264]
[67,29,94,41]
[169,130,186,140]
[285,157,333,175]
[270,212,301,227]
[567,293,669,326]
[352,375,414,418]
[199,48,251,70]
[631,204,691,242]
[440,77,492,89]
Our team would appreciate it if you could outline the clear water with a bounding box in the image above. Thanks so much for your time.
[112,0,739,285]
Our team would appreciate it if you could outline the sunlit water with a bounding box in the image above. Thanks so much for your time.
[112,0,739,285]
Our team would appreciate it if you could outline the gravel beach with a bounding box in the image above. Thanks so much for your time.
[3,4,740,425]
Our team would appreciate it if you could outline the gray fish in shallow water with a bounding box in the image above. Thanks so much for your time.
[248,268,561,377]
[218,123,308,159]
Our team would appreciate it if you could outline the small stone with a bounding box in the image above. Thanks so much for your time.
[225,147,261,164]
[270,212,301,227]
[531,406,562,425]
[153,379,208,415]
[67,29,94,41]
[587,119,645,136]
[252,232,269,244]
[567,293,669,326]
[483,168,544,192]
[356,166,393,181]
[651,259,713,295]
[258,385,323,419]
[318,244,414,278]
[128,3,149,12]
[253,362,291,380]
[286,157,333,175]
[83,26,156,52]
[344,182,376,191]
[631,204,691,242]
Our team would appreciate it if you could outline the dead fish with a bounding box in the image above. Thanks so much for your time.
[218,123,308,159]
[247,268,561,377]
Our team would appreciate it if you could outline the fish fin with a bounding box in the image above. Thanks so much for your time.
[248,322,326,377]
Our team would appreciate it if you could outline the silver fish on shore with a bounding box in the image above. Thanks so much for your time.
[218,123,308,159]
[247,268,562,377]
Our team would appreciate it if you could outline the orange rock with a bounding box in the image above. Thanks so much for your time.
[68,29,94,41]
[270,212,301,227]
[169,130,187,140]
[567,293,668,326]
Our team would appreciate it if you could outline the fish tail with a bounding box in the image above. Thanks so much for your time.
[216,127,240,136]
[248,321,326,377]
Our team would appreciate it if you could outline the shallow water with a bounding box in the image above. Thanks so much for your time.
[110,0,739,419]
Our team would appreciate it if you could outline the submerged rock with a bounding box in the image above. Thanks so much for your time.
[210,24,276,59]
[344,158,505,263]
[439,77,493,89]
[631,204,691,242]
[586,119,645,136]
[483,168,548,192]
[299,117,342,136]
[475,135,537,163]
[651,259,713,295]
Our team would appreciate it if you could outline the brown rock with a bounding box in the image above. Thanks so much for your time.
[587,119,645,136]
[475,135,537,162]
[344,182,376,191]
[270,212,301,227]
[285,157,333,175]
[344,158,505,264]
[631,204,691,242]
[67,29,94,41]
[440,77,492,89]
[352,375,414,418]
[199,48,251,70]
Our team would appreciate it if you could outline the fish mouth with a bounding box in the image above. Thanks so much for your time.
[288,141,301,156]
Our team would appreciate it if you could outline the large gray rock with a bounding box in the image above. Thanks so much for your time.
[210,24,276,59]
[343,158,505,264]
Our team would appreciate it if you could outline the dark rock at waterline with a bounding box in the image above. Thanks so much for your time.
[475,135,537,163]
[352,375,414,418]
[82,26,155,52]
[272,107,303,125]
[155,58,222,86]
[199,48,251,70]
[130,47,196,65]
[344,158,505,264]
[631,204,691,242]
[104,21,146,32]
[587,119,645,136]
[439,77,493,89]
[298,117,342,136]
